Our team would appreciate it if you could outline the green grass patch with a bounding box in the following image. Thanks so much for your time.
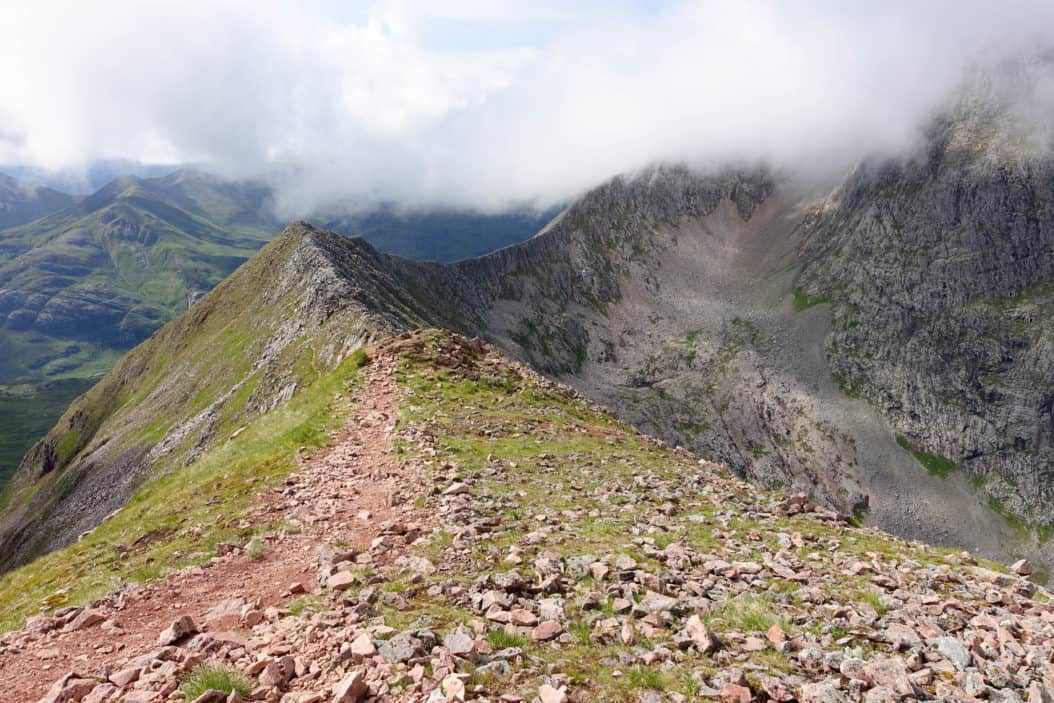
[487,629,529,649]
[288,595,325,617]
[792,289,831,312]
[895,434,958,478]
[180,664,252,700]
[707,594,787,632]
[625,667,665,690]
[0,348,369,633]
[569,619,593,646]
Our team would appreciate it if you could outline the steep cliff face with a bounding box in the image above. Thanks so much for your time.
[443,169,998,561]
[796,66,1054,537]
[431,153,1054,568]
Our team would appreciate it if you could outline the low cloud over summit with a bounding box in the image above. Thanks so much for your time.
[2,1,1053,215]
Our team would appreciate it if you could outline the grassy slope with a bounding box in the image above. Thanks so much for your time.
[2,232,297,505]
[0,183,549,503]
[0,229,372,568]
[0,348,367,631]
[0,379,95,485]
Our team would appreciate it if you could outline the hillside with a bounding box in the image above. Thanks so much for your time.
[0,225,439,571]
[0,170,279,381]
[1,331,1050,703]
[0,174,73,230]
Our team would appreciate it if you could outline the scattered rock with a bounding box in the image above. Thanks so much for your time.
[332,671,368,703]
[157,615,197,646]
[538,684,568,703]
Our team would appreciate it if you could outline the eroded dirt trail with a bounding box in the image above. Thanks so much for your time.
[0,350,417,703]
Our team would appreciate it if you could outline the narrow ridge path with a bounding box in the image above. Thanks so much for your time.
[0,349,418,703]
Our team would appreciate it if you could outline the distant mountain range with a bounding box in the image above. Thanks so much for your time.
[0,169,557,382]
[0,169,556,483]
[0,174,74,229]
[0,160,196,195]
[0,170,279,381]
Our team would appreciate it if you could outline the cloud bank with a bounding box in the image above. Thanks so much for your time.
[0,0,1052,215]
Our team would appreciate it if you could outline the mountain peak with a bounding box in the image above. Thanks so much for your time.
[0,173,74,229]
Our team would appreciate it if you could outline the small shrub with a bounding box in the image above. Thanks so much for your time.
[180,664,252,701]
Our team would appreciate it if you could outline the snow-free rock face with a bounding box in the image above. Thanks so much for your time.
[796,95,1054,533]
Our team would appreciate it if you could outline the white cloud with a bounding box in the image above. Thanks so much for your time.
[0,0,1051,215]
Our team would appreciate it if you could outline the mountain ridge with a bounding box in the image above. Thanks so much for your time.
[0,174,73,230]
[0,171,554,491]
[8,142,1053,576]
[6,59,1054,589]
[1,330,1051,703]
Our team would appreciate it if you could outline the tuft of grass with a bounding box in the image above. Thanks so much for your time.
[180,664,252,700]
[853,589,888,617]
[245,537,267,561]
[707,594,784,632]
[626,667,665,690]
[792,289,831,312]
[288,595,324,617]
[569,619,593,646]
[487,629,529,649]
[895,434,958,478]
[681,673,702,697]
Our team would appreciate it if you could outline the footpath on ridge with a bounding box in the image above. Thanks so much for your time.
[2,331,1053,703]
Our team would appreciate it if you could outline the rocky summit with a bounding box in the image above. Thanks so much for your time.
[1,332,1052,703]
